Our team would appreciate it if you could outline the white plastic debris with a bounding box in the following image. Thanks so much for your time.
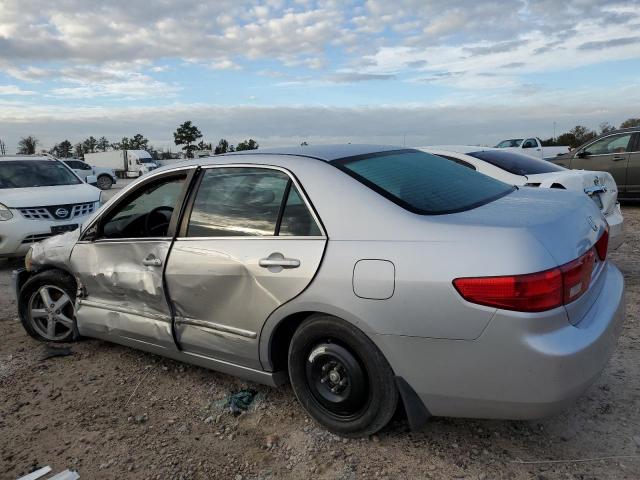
[16,467,79,480]
[17,467,52,480]
[48,470,80,480]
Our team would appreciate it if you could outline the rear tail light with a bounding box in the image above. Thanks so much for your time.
[453,269,562,312]
[454,231,607,312]
[560,250,594,304]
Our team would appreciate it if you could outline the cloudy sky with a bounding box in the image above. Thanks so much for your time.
[0,0,639,153]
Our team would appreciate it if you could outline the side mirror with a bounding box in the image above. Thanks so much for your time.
[86,174,98,186]
[576,151,589,159]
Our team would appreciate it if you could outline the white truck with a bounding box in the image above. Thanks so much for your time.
[494,137,570,160]
[83,150,159,179]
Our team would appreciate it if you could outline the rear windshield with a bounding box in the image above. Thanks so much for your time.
[467,150,564,176]
[332,150,515,215]
[0,160,81,189]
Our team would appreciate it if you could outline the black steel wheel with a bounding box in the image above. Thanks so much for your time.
[288,314,398,437]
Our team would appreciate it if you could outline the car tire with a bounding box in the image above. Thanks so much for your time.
[18,270,79,343]
[97,174,113,190]
[288,314,398,437]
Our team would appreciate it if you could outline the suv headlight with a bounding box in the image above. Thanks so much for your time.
[0,203,13,221]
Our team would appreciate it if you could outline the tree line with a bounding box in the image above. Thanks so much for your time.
[16,121,259,159]
[540,118,640,148]
[15,117,640,156]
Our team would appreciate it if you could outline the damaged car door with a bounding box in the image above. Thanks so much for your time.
[70,169,193,349]
[165,166,326,369]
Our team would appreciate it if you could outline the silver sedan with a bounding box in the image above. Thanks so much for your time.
[15,145,625,437]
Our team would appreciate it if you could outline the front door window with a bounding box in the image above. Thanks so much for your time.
[99,175,186,239]
[583,134,632,156]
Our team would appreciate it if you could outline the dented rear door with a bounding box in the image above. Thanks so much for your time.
[70,169,193,350]
[165,166,326,369]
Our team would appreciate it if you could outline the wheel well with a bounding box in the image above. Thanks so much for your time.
[269,311,316,372]
[33,266,77,289]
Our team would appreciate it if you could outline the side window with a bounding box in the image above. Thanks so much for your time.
[99,175,186,239]
[186,168,322,238]
[522,139,537,149]
[65,160,78,169]
[279,186,322,236]
[187,168,289,237]
[81,162,92,170]
[584,134,632,155]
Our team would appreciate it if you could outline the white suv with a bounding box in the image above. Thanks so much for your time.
[0,156,102,258]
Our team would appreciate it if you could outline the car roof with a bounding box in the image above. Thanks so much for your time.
[0,155,56,162]
[419,145,497,154]
[220,144,404,162]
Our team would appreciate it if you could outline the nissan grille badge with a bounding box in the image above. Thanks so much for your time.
[55,208,69,219]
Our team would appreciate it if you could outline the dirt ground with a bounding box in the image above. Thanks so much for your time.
[1,202,639,480]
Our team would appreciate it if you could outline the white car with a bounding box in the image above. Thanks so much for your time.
[494,137,570,160]
[63,159,117,190]
[0,156,102,258]
[420,146,623,249]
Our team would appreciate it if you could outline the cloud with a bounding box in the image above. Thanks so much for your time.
[1,81,637,153]
[327,73,396,83]
[464,40,528,56]
[0,85,36,96]
[578,36,640,51]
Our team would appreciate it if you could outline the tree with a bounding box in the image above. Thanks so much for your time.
[555,132,577,148]
[620,118,640,129]
[173,121,202,158]
[130,133,149,150]
[197,140,212,150]
[112,137,131,150]
[51,140,73,158]
[82,136,98,154]
[599,122,616,135]
[17,135,38,154]
[235,139,259,151]
[74,143,84,159]
[97,136,110,152]
[567,126,596,147]
[214,138,230,154]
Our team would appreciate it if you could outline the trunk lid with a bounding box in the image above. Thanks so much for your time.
[448,187,607,325]
[526,170,618,216]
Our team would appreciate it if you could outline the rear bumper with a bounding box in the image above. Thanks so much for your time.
[377,263,625,419]
[605,203,623,250]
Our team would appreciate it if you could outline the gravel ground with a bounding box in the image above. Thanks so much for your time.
[0,201,639,480]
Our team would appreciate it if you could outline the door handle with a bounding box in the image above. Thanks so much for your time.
[259,258,300,268]
[142,255,163,267]
[613,156,626,161]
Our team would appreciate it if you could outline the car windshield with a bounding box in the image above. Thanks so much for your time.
[495,139,523,148]
[467,150,565,176]
[139,158,154,163]
[0,160,82,189]
[332,149,515,215]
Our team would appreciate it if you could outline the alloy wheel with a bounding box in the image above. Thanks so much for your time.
[28,285,75,341]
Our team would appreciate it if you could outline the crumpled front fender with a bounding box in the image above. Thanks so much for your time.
[30,228,81,272]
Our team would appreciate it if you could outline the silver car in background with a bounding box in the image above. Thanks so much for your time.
[15,145,624,437]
